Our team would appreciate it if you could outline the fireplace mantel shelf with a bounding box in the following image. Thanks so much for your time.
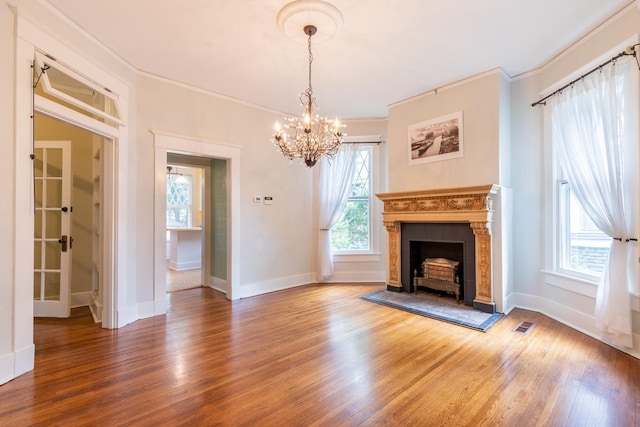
[376,185,499,313]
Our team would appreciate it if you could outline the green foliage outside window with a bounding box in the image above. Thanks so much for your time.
[331,200,369,250]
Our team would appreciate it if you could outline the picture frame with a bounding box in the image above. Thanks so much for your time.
[408,111,463,165]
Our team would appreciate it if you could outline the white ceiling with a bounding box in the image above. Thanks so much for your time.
[45,0,631,119]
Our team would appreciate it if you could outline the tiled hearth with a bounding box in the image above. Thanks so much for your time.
[377,185,499,313]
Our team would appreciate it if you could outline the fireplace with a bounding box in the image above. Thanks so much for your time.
[377,185,499,313]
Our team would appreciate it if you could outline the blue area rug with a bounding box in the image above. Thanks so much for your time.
[361,289,503,332]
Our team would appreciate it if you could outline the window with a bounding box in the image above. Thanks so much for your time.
[558,180,610,279]
[548,53,638,285]
[331,146,372,252]
[35,51,123,126]
[167,174,192,228]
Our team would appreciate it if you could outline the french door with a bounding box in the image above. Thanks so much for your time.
[33,140,72,318]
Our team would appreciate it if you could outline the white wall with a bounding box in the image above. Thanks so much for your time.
[387,70,503,192]
[136,74,316,298]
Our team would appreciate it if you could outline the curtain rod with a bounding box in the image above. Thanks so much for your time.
[531,44,640,107]
[341,141,384,145]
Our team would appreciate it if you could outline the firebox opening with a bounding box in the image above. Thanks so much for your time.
[400,222,476,307]
[410,241,464,302]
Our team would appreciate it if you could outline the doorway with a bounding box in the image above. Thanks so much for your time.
[164,154,229,295]
[153,131,240,303]
[166,161,206,292]
[33,113,108,320]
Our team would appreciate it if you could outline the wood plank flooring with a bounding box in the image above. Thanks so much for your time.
[1,283,639,426]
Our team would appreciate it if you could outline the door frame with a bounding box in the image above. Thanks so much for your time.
[153,131,241,311]
[15,8,129,350]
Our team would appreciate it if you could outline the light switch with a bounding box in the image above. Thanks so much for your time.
[264,196,273,205]
[253,196,262,203]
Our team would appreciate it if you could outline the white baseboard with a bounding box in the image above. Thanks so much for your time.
[154,297,167,316]
[117,305,140,328]
[0,352,15,385]
[208,276,228,294]
[137,300,157,320]
[168,260,201,271]
[240,273,315,298]
[71,291,92,308]
[0,344,36,385]
[14,344,35,378]
[509,291,640,359]
[320,270,386,283]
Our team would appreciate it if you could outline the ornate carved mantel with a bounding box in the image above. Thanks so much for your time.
[377,185,499,313]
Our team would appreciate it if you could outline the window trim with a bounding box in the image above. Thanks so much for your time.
[331,140,382,258]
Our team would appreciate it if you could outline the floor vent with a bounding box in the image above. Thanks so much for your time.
[513,321,534,334]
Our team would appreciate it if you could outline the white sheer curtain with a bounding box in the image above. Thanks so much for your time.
[317,144,358,280]
[551,59,635,348]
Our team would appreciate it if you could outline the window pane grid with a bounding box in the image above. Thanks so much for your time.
[167,174,192,228]
[331,147,372,252]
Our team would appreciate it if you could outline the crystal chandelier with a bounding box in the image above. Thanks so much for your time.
[272,24,345,167]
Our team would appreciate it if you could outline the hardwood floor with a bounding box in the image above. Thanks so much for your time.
[1,283,639,426]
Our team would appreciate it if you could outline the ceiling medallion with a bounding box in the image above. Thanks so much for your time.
[276,0,344,44]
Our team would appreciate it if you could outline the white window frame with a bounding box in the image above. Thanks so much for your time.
[332,137,383,263]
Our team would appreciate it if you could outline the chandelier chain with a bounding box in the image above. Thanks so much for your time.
[306,31,314,100]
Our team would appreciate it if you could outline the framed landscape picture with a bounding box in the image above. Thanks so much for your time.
[408,111,463,165]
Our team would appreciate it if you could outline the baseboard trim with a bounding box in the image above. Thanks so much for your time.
[0,352,15,385]
[153,297,167,316]
[208,276,228,295]
[240,273,315,298]
[137,300,156,319]
[509,292,640,359]
[117,305,139,328]
[320,270,386,283]
[71,291,92,308]
[1,344,36,385]
[14,344,35,379]
[168,260,201,271]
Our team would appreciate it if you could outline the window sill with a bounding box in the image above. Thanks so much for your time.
[333,252,382,263]
[542,269,597,298]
